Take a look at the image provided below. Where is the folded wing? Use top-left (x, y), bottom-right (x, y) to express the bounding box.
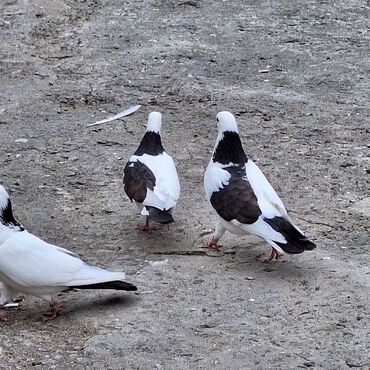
top-left (125, 153), bottom-right (180, 211)
top-left (0, 232), bottom-right (126, 288)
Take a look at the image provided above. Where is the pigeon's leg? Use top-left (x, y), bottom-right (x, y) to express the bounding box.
top-left (263, 247), bottom-right (280, 262)
top-left (0, 284), bottom-right (18, 321)
top-left (136, 217), bottom-right (156, 232)
top-left (199, 221), bottom-right (225, 252)
top-left (199, 238), bottom-right (223, 251)
top-left (43, 302), bottom-right (66, 321)
top-left (0, 307), bottom-right (7, 321)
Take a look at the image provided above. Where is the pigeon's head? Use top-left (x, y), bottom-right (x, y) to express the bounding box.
top-left (216, 111), bottom-right (239, 133)
top-left (146, 112), bottom-right (162, 134)
top-left (0, 185), bottom-right (24, 231)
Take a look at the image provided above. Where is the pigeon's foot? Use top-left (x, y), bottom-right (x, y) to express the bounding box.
top-left (136, 223), bottom-right (157, 232)
top-left (136, 217), bottom-right (157, 232)
top-left (199, 239), bottom-right (223, 252)
top-left (263, 247), bottom-right (280, 262)
top-left (43, 303), bottom-right (66, 321)
top-left (0, 306), bottom-right (7, 321)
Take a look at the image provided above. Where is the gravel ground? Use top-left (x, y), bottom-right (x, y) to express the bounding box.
top-left (0, 0), bottom-right (369, 369)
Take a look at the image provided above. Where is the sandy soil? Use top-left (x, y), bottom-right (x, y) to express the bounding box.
top-left (0, 0), bottom-right (369, 369)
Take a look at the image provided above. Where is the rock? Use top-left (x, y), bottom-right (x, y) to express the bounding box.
top-left (350, 198), bottom-right (370, 217)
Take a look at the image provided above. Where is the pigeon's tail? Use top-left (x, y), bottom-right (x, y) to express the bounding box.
top-left (146, 206), bottom-right (174, 224)
top-left (71, 281), bottom-right (137, 291)
top-left (265, 216), bottom-right (316, 254)
top-left (66, 267), bottom-right (137, 291)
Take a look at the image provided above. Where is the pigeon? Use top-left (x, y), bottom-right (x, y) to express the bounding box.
top-left (123, 112), bottom-right (180, 231)
top-left (203, 111), bottom-right (316, 261)
top-left (0, 185), bottom-right (137, 320)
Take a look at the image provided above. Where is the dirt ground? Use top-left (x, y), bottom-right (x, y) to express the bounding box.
top-left (0, 0), bottom-right (369, 369)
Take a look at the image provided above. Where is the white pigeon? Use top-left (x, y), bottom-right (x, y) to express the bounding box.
top-left (0, 185), bottom-right (137, 320)
top-left (123, 112), bottom-right (180, 231)
top-left (203, 111), bottom-right (316, 261)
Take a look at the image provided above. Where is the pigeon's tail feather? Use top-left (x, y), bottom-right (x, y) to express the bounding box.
top-left (265, 216), bottom-right (316, 254)
top-left (65, 266), bottom-right (137, 290)
top-left (146, 206), bottom-right (174, 224)
top-left (71, 281), bottom-right (137, 291)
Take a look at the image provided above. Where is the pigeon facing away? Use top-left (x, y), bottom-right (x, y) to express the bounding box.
top-left (123, 112), bottom-right (180, 231)
top-left (0, 186), bottom-right (137, 320)
top-left (203, 111), bottom-right (316, 261)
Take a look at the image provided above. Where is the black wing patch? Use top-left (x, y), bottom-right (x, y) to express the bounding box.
top-left (123, 160), bottom-right (156, 203)
top-left (210, 166), bottom-right (261, 224)
top-left (0, 199), bottom-right (24, 231)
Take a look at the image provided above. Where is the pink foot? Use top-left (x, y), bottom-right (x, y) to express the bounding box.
top-left (136, 223), bottom-right (157, 232)
top-left (0, 306), bottom-right (7, 321)
top-left (43, 303), bottom-right (66, 321)
top-left (136, 217), bottom-right (157, 232)
top-left (263, 248), bottom-right (280, 262)
top-left (199, 239), bottom-right (223, 252)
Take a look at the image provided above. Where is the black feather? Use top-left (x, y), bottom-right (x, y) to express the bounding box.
top-left (0, 199), bottom-right (24, 231)
top-left (134, 132), bottom-right (164, 156)
top-left (71, 281), bottom-right (138, 291)
top-left (210, 165), bottom-right (261, 224)
top-left (264, 216), bottom-right (316, 254)
top-left (146, 206), bottom-right (174, 224)
top-left (123, 161), bottom-right (156, 203)
top-left (213, 131), bottom-right (248, 165)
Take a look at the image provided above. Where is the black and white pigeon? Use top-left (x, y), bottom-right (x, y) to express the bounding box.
top-left (123, 112), bottom-right (180, 231)
top-left (203, 111), bottom-right (316, 261)
top-left (0, 185), bottom-right (137, 320)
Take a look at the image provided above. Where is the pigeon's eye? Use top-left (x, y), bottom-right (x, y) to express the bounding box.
top-left (216, 117), bottom-right (219, 122)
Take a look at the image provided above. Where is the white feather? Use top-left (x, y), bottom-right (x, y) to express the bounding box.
top-left (231, 217), bottom-right (286, 243)
top-left (0, 186), bottom-right (9, 210)
top-left (245, 159), bottom-right (288, 218)
top-left (204, 160), bottom-right (231, 200)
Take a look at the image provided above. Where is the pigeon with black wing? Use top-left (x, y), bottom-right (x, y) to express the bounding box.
top-left (123, 112), bottom-right (180, 231)
top-left (203, 111), bottom-right (316, 261)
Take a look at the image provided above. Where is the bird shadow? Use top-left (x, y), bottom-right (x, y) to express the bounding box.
top-left (3, 292), bottom-right (140, 324)
top-left (59, 291), bottom-right (140, 319)
top-left (231, 243), bottom-right (318, 280)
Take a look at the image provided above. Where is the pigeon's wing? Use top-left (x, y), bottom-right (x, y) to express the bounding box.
top-left (0, 232), bottom-right (125, 288)
top-left (123, 160), bottom-right (156, 203)
top-left (228, 159), bottom-right (294, 243)
top-left (53, 245), bottom-right (80, 258)
top-left (129, 153), bottom-right (180, 210)
top-left (207, 165), bottom-right (262, 224)
top-left (245, 159), bottom-right (288, 218)
top-left (205, 162), bottom-right (287, 243)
